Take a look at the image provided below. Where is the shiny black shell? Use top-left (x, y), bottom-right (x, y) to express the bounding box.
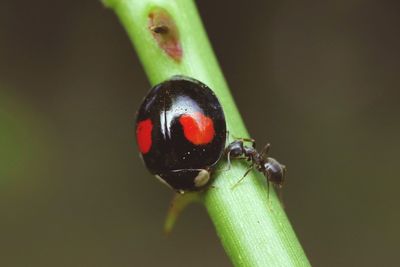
top-left (135, 76), bottom-right (226, 192)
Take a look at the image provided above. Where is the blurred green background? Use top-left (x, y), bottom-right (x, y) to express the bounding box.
top-left (1, 0), bottom-right (399, 266)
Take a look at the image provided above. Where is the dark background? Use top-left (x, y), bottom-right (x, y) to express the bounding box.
top-left (1, 0), bottom-right (399, 266)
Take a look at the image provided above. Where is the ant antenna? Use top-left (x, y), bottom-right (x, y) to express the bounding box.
top-left (260, 143), bottom-right (271, 158)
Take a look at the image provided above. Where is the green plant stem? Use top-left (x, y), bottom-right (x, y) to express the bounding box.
top-left (104, 0), bottom-right (310, 266)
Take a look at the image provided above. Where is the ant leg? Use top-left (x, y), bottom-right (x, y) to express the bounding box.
top-left (215, 152), bottom-right (236, 173)
top-left (240, 137), bottom-right (256, 148)
top-left (231, 164), bottom-right (254, 189)
top-left (226, 130), bottom-right (231, 146)
top-left (215, 151), bottom-right (232, 172)
top-left (278, 188), bottom-right (285, 208)
top-left (260, 143), bottom-right (271, 158)
top-left (241, 138), bottom-right (256, 148)
top-left (220, 130), bottom-right (233, 172)
top-left (226, 151), bottom-right (231, 171)
top-left (215, 154), bottom-right (248, 173)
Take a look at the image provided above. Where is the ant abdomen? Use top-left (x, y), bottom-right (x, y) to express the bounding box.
top-left (263, 158), bottom-right (286, 187)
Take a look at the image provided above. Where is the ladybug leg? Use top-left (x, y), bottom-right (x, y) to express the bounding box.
top-left (231, 163), bottom-right (254, 189)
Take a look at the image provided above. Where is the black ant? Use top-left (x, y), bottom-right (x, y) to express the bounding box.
top-left (225, 138), bottom-right (286, 196)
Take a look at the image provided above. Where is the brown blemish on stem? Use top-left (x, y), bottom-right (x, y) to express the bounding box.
top-left (148, 8), bottom-right (182, 62)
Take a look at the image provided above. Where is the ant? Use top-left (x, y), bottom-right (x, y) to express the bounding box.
top-left (225, 138), bottom-right (286, 196)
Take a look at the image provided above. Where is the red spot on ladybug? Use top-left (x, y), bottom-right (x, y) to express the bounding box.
top-left (136, 119), bottom-right (153, 154)
top-left (179, 112), bottom-right (215, 145)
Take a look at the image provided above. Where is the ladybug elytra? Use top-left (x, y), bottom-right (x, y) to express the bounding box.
top-left (135, 76), bottom-right (227, 193)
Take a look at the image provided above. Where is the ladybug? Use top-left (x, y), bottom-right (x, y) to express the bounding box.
top-left (135, 75), bottom-right (227, 193)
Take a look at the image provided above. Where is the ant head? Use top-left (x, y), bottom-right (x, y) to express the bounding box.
top-left (226, 140), bottom-right (244, 158)
top-left (264, 157), bottom-right (286, 187)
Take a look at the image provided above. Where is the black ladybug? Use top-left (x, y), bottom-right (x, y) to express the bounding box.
top-left (135, 76), bottom-right (226, 193)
